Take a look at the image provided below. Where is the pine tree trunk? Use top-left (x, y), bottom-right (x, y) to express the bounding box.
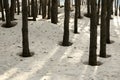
top-left (51, 0), bottom-right (58, 24)
top-left (74, 0), bottom-right (78, 33)
top-left (10, 0), bottom-right (16, 20)
top-left (78, 0), bottom-right (82, 18)
top-left (31, 0), bottom-right (36, 21)
top-left (42, 0), bottom-right (47, 18)
top-left (100, 0), bottom-right (107, 57)
top-left (0, 0), bottom-right (5, 21)
top-left (47, 0), bottom-right (51, 19)
top-left (22, 0), bottom-right (31, 57)
top-left (16, 0), bottom-right (20, 15)
top-left (39, 0), bottom-right (42, 15)
top-left (89, 0), bottom-right (97, 66)
top-left (86, 0), bottom-right (91, 17)
top-left (62, 0), bottom-right (70, 46)
top-left (4, 0), bottom-right (11, 26)
top-left (106, 0), bottom-right (112, 43)
top-left (97, 0), bottom-right (100, 25)
top-left (28, 0), bottom-right (31, 16)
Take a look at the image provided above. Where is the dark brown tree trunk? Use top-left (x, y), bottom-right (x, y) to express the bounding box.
top-left (42, 0), bottom-right (47, 18)
top-left (78, 0), bottom-right (82, 18)
top-left (106, 0), bottom-right (113, 43)
top-left (86, 0), bottom-right (91, 17)
top-left (28, 0), bottom-right (31, 16)
top-left (51, 0), bottom-right (58, 24)
top-left (97, 0), bottom-right (101, 25)
top-left (111, 0), bottom-right (113, 15)
top-left (35, 0), bottom-right (38, 17)
top-left (22, 0), bottom-right (31, 57)
top-left (39, 0), bottom-right (42, 15)
top-left (4, 0), bottom-right (12, 26)
top-left (47, 0), bottom-right (51, 19)
top-left (115, 0), bottom-right (118, 16)
top-left (119, 6), bottom-right (120, 16)
top-left (16, 0), bottom-right (20, 15)
top-left (10, 0), bottom-right (16, 20)
top-left (62, 0), bottom-right (71, 46)
top-left (31, 0), bottom-right (36, 21)
top-left (0, 0), bottom-right (5, 21)
top-left (89, 0), bottom-right (97, 66)
top-left (74, 0), bottom-right (78, 33)
top-left (99, 0), bottom-right (107, 58)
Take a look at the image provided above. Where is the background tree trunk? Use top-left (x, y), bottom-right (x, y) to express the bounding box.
top-left (42, 0), bottom-right (47, 19)
top-left (51, 0), bottom-right (58, 24)
top-left (74, 0), bottom-right (78, 33)
top-left (47, 0), bottom-right (51, 19)
top-left (0, 0), bottom-right (5, 21)
top-left (10, 0), bottom-right (16, 20)
top-left (106, 0), bottom-right (113, 43)
top-left (4, 0), bottom-right (11, 26)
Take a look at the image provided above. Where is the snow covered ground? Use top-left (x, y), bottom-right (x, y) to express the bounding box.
top-left (0, 5), bottom-right (120, 80)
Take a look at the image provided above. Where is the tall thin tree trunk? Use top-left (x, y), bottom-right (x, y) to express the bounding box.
top-left (39, 0), bottom-right (42, 15)
top-left (47, 0), bottom-right (51, 19)
top-left (106, 0), bottom-right (112, 43)
top-left (16, 0), bottom-right (20, 15)
top-left (28, 0), bottom-right (31, 16)
top-left (10, 0), bottom-right (16, 20)
top-left (4, 0), bottom-right (11, 26)
top-left (89, 0), bottom-right (97, 66)
top-left (97, 0), bottom-right (101, 25)
top-left (0, 0), bottom-right (5, 21)
top-left (51, 0), bottom-right (58, 24)
top-left (74, 0), bottom-right (78, 33)
top-left (62, 0), bottom-right (71, 46)
top-left (78, 0), bottom-right (82, 18)
top-left (22, 0), bottom-right (31, 57)
top-left (100, 0), bottom-right (107, 57)
top-left (86, 0), bottom-right (91, 17)
top-left (31, 0), bottom-right (36, 21)
top-left (42, 0), bottom-right (47, 18)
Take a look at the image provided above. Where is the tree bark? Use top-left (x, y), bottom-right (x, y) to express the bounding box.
top-left (89, 0), bottom-right (97, 66)
top-left (74, 0), bottom-right (78, 33)
top-left (22, 0), bottom-right (31, 57)
top-left (78, 0), bottom-right (82, 18)
top-left (106, 0), bottom-right (113, 43)
top-left (51, 0), bottom-right (58, 24)
top-left (47, 0), bottom-right (51, 19)
top-left (62, 0), bottom-right (70, 46)
top-left (4, 0), bottom-right (11, 26)
top-left (42, 0), bottom-right (47, 19)
top-left (16, 0), bottom-right (20, 15)
top-left (100, 0), bottom-right (107, 57)
top-left (10, 0), bottom-right (16, 20)
top-left (0, 0), bottom-right (5, 21)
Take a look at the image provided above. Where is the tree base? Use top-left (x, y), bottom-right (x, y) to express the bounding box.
top-left (19, 52), bottom-right (34, 57)
top-left (59, 42), bottom-right (73, 47)
top-left (78, 16), bottom-right (83, 19)
top-left (83, 61), bottom-right (102, 66)
top-left (74, 31), bottom-right (80, 34)
top-left (1, 22), bottom-right (17, 28)
top-left (99, 54), bottom-right (111, 58)
top-left (106, 40), bottom-right (114, 44)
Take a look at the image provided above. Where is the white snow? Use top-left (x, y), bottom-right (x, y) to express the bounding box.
top-left (0, 5), bottom-right (120, 80)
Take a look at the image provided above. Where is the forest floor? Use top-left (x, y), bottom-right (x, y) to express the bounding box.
top-left (0, 5), bottom-right (120, 80)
